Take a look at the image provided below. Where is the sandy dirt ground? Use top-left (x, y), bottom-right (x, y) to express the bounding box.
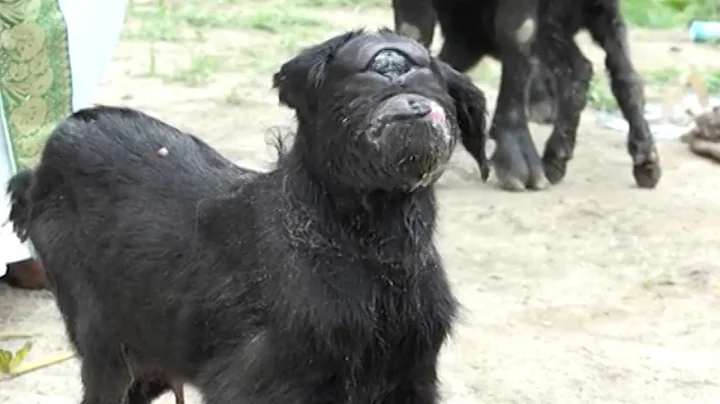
top-left (2, 5), bottom-right (720, 404)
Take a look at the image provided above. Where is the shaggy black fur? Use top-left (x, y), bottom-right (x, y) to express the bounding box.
top-left (7, 29), bottom-right (490, 404)
top-left (393, 0), bottom-right (662, 191)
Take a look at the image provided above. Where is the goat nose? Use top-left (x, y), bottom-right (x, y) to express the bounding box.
top-left (407, 97), bottom-right (446, 124)
top-left (407, 98), bottom-right (432, 116)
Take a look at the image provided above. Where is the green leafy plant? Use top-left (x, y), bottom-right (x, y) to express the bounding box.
top-left (0, 341), bottom-right (32, 375)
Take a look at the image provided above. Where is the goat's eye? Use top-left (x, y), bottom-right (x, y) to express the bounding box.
top-left (369, 50), bottom-right (412, 76)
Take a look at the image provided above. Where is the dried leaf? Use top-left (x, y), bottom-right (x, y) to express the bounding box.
top-left (10, 350), bottom-right (76, 376)
top-left (0, 333), bottom-right (34, 340)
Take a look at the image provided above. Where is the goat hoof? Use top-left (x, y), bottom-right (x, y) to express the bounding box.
top-left (541, 155), bottom-right (568, 185)
top-left (632, 144), bottom-right (661, 189)
top-left (491, 131), bottom-right (549, 191)
top-left (633, 161), bottom-right (661, 189)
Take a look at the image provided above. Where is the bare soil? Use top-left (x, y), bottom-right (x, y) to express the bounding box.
top-left (2, 6), bottom-right (720, 404)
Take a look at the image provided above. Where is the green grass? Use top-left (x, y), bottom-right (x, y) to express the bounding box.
top-left (122, 0), bottom-right (358, 90)
top-left (704, 70), bottom-right (720, 93)
top-left (295, 0), bottom-right (384, 8)
top-left (225, 85), bottom-right (266, 106)
top-left (124, 2), bottom-right (332, 41)
top-left (623, 0), bottom-right (720, 28)
top-left (589, 0), bottom-right (720, 108)
top-left (122, 0), bottom-right (720, 110)
top-left (163, 54), bottom-right (225, 86)
top-left (587, 67), bottom-right (720, 110)
top-left (242, 10), bottom-right (328, 33)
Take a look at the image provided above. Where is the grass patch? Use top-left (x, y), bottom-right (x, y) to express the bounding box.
top-left (124, 1), bottom-right (332, 42)
top-left (588, 67), bottom-right (720, 110)
top-left (703, 69), bottom-right (720, 93)
top-left (123, 0), bottom-right (339, 87)
top-left (225, 85), bottom-right (259, 105)
top-left (164, 54), bottom-right (226, 86)
top-left (588, 76), bottom-right (617, 111)
top-left (124, 5), bottom-right (190, 42)
top-left (639, 269), bottom-right (676, 290)
top-left (296, 0), bottom-right (385, 8)
top-left (623, 0), bottom-right (720, 28)
top-left (622, 0), bottom-right (687, 28)
top-left (242, 9), bottom-right (329, 33)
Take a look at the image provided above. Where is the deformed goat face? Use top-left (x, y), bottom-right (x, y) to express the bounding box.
top-left (273, 28), bottom-right (486, 192)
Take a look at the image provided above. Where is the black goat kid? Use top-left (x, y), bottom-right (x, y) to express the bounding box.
top-left (7, 29), bottom-right (489, 404)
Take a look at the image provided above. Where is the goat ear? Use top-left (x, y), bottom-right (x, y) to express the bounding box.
top-left (272, 47), bottom-right (326, 113)
top-left (272, 31), bottom-right (359, 113)
top-left (436, 59), bottom-right (490, 181)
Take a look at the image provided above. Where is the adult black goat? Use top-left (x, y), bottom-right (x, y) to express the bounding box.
top-left (7, 28), bottom-right (489, 404)
top-left (393, 0), bottom-right (661, 191)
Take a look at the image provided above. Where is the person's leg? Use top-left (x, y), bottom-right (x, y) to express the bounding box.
top-left (0, 132), bottom-right (47, 288)
top-left (0, 138), bottom-right (39, 287)
top-left (58, 0), bottom-right (128, 111)
top-left (0, 0), bottom-right (127, 289)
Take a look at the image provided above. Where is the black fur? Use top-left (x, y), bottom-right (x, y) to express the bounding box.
top-left (393, 0), bottom-right (661, 191)
top-left (7, 29), bottom-right (490, 404)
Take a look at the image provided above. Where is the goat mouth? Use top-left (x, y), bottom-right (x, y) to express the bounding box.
top-left (373, 93), bottom-right (445, 123)
top-left (363, 121), bottom-right (452, 154)
top-left (368, 108), bottom-right (447, 132)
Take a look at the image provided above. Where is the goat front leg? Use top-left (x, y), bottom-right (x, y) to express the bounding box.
top-left (587, 8), bottom-right (661, 188)
top-left (392, 0), bottom-right (436, 48)
top-left (540, 36), bottom-right (593, 184)
top-left (490, 52), bottom-right (549, 191)
top-left (380, 353), bottom-right (442, 404)
top-left (78, 351), bottom-right (133, 404)
top-left (489, 0), bottom-right (549, 191)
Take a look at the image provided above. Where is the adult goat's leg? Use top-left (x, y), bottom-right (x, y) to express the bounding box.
top-left (490, 53), bottom-right (549, 191)
top-left (540, 36), bottom-right (593, 184)
top-left (586, 4), bottom-right (661, 188)
top-left (490, 0), bottom-right (549, 191)
top-left (392, 0), bottom-right (436, 48)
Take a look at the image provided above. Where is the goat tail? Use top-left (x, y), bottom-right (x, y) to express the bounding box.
top-left (6, 169), bottom-right (35, 242)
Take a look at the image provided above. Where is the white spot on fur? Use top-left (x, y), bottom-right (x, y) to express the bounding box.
top-left (399, 22), bottom-right (422, 40)
top-left (516, 18), bottom-right (535, 44)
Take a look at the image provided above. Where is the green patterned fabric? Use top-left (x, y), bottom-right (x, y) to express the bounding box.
top-left (0, 0), bottom-right (72, 171)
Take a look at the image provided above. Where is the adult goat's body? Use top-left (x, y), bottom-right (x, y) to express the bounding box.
top-left (8, 29), bottom-right (490, 404)
top-left (393, 0), bottom-right (661, 191)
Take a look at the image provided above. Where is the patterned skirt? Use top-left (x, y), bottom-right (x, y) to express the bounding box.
top-left (0, 0), bottom-right (126, 272)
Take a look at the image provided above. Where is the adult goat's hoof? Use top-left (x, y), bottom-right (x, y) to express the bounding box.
top-left (633, 160), bottom-right (661, 189)
top-left (632, 143), bottom-right (661, 189)
top-left (491, 129), bottom-right (549, 191)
